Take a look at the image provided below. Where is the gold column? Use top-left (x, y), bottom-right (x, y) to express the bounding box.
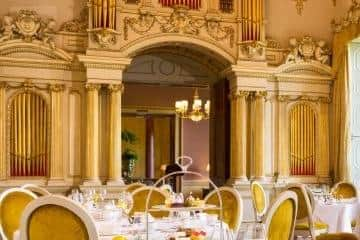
top-left (278, 97), bottom-right (289, 178)
top-left (0, 82), bottom-right (6, 180)
top-left (254, 91), bottom-right (266, 179)
top-left (318, 99), bottom-right (330, 179)
top-left (229, 90), bottom-right (249, 183)
top-left (84, 83), bottom-right (102, 185)
top-left (107, 84), bottom-right (125, 185)
top-left (48, 84), bottom-right (65, 184)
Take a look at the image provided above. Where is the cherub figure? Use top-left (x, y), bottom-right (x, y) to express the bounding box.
top-left (286, 37), bottom-right (300, 63)
top-left (314, 40), bottom-right (329, 64)
top-left (0, 16), bottom-right (14, 42)
top-left (40, 19), bottom-right (56, 49)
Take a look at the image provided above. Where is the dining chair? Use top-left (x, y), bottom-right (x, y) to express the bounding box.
top-left (21, 184), bottom-right (50, 197)
top-left (287, 183), bottom-right (328, 239)
top-left (316, 233), bottom-right (359, 240)
top-left (130, 186), bottom-right (169, 218)
top-left (125, 182), bottom-right (146, 193)
top-left (0, 188), bottom-right (37, 240)
top-left (331, 182), bottom-right (358, 199)
top-left (204, 186), bottom-right (243, 233)
top-left (264, 191), bottom-right (298, 240)
top-left (250, 181), bottom-right (268, 222)
top-left (19, 195), bottom-right (99, 240)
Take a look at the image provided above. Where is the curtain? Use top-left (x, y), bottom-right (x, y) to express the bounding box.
top-left (332, 23), bottom-right (360, 181)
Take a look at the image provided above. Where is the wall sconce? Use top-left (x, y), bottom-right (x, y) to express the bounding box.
top-left (206, 164), bottom-right (210, 172)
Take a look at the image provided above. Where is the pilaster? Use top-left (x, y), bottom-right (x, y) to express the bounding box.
top-left (0, 82), bottom-right (7, 180)
top-left (254, 91), bottom-right (266, 179)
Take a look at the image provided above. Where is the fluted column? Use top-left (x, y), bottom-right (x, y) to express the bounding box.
top-left (254, 91), bottom-right (266, 179)
top-left (107, 84), bottom-right (125, 186)
top-left (318, 98), bottom-right (330, 180)
top-left (278, 96), bottom-right (290, 178)
top-left (229, 90), bottom-right (249, 184)
top-left (48, 84), bottom-right (65, 185)
top-left (0, 82), bottom-right (6, 180)
top-left (84, 83), bottom-right (101, 185)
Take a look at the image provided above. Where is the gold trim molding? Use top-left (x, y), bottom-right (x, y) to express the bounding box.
top-left (278, 95), bottom-right (331, 103)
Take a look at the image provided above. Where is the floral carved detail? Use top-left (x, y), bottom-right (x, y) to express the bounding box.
top-left (293, 0), bottom-right (307, 15)
top-left (124, 9), bottom-right (156, 40)
top-left (89, 28), bottom-right (119, 48)
top-left (285, 36), bottom-right (330, 65)
top-left (60, 8), bottom-right (88, 33)
top-left (123, 6), bottom-right (235, 47)
top-left (331, 0), bottom-right (360, 32)
top-left (239, 41), bottom-right (267, 61)
top-left (0, 10), bottom-right (57, 48)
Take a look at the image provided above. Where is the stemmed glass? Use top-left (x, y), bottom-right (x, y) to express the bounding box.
top-left (118, 191), bottom-right (133, 217)
top-left (244, 222), bottom-right (266, 240)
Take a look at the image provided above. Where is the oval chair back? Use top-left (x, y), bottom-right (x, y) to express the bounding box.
top-left (287, 183), bottom-right (316, 238)
top-left (21, 184), bottom-right (50, 197)
top-left (250, 181), bottom-right (267, 221)
top-left (19, 195), bottom-right (99, 240)
top-left (264, 191), bottom-right (298, 240)
top-left (204, 186), bottom-right (243, 233)
top-left (331, 182), bottom-right (358, 199)
top-left (130, 186), bottom-right (168, 218)
top-left (0, 188), bottom-right (37, 240)
top-left (125, 182), bottom-right (146, 193)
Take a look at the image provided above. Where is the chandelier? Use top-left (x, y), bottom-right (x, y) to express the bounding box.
top-left (175, 88), bottom-right (210, 122)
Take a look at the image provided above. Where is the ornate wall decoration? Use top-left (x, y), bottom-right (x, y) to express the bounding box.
top-left (123, 6), bottom-right (235, 47)
top-left (331, 0), bottom-right (360, 32)
top-left (285, 36), bottom-right (331, 65)
top-left (0, 10), bottom-right (57, 49)
top-left (89, 28), bottom-right (119, 48)
top-left (60, 8), bottom-right (88, 33)
top-left (238, 41), bottom-right (266, 61)
top-left (293, 0), bottom-right (307, 15)
top-left (277, 95), bottom-right (332, 103)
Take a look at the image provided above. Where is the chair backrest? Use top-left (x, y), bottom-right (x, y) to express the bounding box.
top-left (125, 182), bottom-right (146, 193)
top-left (287, 183), bottom-right (316, 238)
top-left (0, 188), bottom-right (37, 240)
top-left (130, 186), bottom-right (168, 218)
top-left (21, 184), bottom-right (51, 197)
top-left (204, 186), bottom-right (243, 232)
top-left (250, 181), bottom-right (267, 219)
top-left (331, 182), bottom-right (358, 199)
top-left (264, 191), bottom-right (298, 240)
top-left (19, 195), bottom-right (99, 240)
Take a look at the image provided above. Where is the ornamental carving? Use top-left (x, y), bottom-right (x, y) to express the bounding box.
top-left (123, 6), bottom-right (235, 47)
top-left (285, 36), bottom-right (330, 65)
top-left (331, 0), bottom-right (360, 32)
top-left (292, 0), bottom-right (307, 15)
top-left (277, 95), bottom-right (331, 103)
top-left (239, 41), bottom-right (266, 61)
top-left (89, 28), bottom-right (119, 48)
top-left (0, 10), bottom-right (56, 49)
top-left (60, 8), bottom-right (88, 33)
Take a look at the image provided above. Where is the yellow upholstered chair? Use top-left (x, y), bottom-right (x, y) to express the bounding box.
top-left (19, 195), bottom-right (99, 240)
top-left (287, 183), bottom-right (328, 239)
top-left (264, 191), bottom-right (298, 240)
top-left (0, 188), bottom-right (37, 240)
top-left (130, 186), bottom-right (169, 218)
top-left (204, 186), bottom-right (243, 232)
top-left (331, 182), bottom-right (358, 199)
top-left (125, 182), bottom-right (146, 193)
top-left (316, 233), bottom-right (359, 240)
top-left (250, 181), bottom-right (268, 221)
top-left (21, 184), bottom-right (50, 197)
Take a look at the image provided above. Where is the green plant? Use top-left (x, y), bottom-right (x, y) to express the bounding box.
top-left (121, 129), bottom-right (138, 179)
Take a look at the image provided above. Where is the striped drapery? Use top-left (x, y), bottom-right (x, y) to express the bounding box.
top-left (158, 0), bottom-right (201, 10)
top-left (290, 104), bottom-right (316, 176)
top-left (93, 0), bottom-right (116, 29)
top-left (10, 92), bottom-right (48, 177)
top-left (240, 0), bottom-right (264, 41)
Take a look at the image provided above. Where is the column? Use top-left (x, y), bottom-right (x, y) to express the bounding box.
top-left (254, 91), bottom-right (266, 179)
top-left (318, 99), bottom-right (330, 180)
top-left (84, 83), bottom-right (101, 186)
top-left (277, 97), bottom-right (290, 179)
top-left (48, 84), bottom-right (66, 185)
top-left (107, 84), bottom-right (125, 185)
top-left (229, 90), bottom-right (249, 184)
top-left (0, 82), bottom-right (6, 180)
top-left (146, 116), bottom-right (155, 179)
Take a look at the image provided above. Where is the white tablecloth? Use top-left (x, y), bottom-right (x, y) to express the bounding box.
top-left (313, 199), bottom-right (360, 233)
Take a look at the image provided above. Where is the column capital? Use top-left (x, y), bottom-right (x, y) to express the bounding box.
top-left (108, 83), bottom-right (124, 93)
top-left (229, 89), bottom-right (250, 100)
top-left (254, 91), bottom-right (267, 99)
top-left (0, 82), bottom-right (7, 89)
top-left (48, 84), bottom-right (65, 92)
top-left (85, 83), bottom-right (102, 91)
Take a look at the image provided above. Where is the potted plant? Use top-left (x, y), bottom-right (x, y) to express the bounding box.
top-left (121, 130), bottom-right (138, 180)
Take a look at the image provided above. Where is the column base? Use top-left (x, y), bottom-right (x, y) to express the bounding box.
top-left (82, 179), bottom-right (102, 186)
top-left (47, 179), bottom-right (67, 186)
top-left (106, 179), bottom-right (125, 186)
top-left (227, 177), bottom-right (249, 186)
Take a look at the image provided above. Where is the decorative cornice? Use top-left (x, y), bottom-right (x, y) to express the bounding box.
top-left (278, 95), bottom-right (332, 103)
top-left (78, 55), bottom-right (132, 70)
top-left (48, 84), bottom-right (65, 92)
top-left (108, 84), bottom-right (124, 93)
top-left (228, 90), bottom-right (250, 100)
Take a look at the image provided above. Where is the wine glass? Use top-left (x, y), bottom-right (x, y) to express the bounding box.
top-left (118, 191), bottom-right (133, 216)
top-left (245, 222), bottom-right (266, 240)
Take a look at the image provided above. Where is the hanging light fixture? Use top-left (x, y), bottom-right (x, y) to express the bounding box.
top-left (175, 88), bottom-right (210, 122)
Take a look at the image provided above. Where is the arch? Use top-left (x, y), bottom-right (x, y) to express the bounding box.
top-left (275, 61), bottom-right (333, 77)
top-left (120, 34), bottom-right (236, 65)
top-left (0, 40), bottom-right (72, 62)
